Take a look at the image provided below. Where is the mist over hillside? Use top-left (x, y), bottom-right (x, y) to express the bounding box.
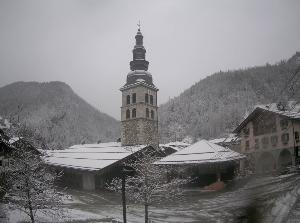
top-left (159, 52), bottom-right (300, 143)
top-left (0, 81), bottom-right (120, 149)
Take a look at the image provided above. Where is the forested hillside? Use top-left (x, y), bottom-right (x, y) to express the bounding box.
top-left (0, 81), bottom-right (120, 149)
top-left (159, 53), bottom-right (300, 143)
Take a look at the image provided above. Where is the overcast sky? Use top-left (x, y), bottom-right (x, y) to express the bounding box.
top-left (0, 0), bottom-right (300, 119)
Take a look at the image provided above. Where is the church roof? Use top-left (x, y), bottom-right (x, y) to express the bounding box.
top-left (44, 142), bottom-right (145, 172)
top-left (155, 140), bottom-right (244, 165)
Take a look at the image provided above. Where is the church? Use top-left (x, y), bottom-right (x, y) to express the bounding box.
top-left (45, 27), bottom-right (161, 190)
top-left (45, 26), bottom-right (243, 190)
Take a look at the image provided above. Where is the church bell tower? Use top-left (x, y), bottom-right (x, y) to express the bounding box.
top-left (120, 26), bottom-right (159, 147)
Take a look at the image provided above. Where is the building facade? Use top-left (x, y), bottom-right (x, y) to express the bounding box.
top-left (234, 102), bottom-right (300, 172)
top-left (120, 28), bottom-right (159, 147)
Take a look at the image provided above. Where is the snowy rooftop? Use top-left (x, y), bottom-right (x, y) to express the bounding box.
top-left (234, 101), bottom-right (300, 133)
top-left (155, 140), bottom-right (244, 165)
top-left (209, 134), bottom-right (240, 144)
top-left (160, 141), bottom-right (190, 151)
top-left (45, 142), bottom-right (145, 172)
top-left (255, 102), bottom-right (300, 119)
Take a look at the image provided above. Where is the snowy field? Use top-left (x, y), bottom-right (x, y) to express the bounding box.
top-left (2, 172), bottom-right (300, 223)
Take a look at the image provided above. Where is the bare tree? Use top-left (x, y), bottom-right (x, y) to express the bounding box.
top-left (108, 149), bottom-right (188, 223)
top-left (2, 124), bottom-right (63, 223)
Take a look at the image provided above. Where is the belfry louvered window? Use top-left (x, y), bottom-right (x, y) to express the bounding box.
top-left (126, 109), bottom-right (130, 119)
top-left (132, 108), bottom-right (136, 118)
top-left (126, 95), bottom-right (130, 105)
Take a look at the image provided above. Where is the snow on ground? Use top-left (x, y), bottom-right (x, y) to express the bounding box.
top-left (2, 172), bottom-right (300, 222)
top-left (3, 207), bottom-right (109, 223)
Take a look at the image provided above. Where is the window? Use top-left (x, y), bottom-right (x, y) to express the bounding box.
top-left (126, 109), bottom-right (130, 119)
top-left (151, 110), bottom-right (154, 119)
top-left (281, 133), bottom-right (289, 145)
top-left (145, 93), bottom-right (149, 103)
top-left (245, 140), bottom-right (250, 151)
top-left (126, 95), bottom-right (130, 105)
top-left (132, 108), bottom-right (136, 118)
top-left (280, 119), bottom-right (289, 130)
top-left (0, 159), bottom-right (2, 166)
top-left (146, 108), bottom-right (149, 118)
top-left (255, 138), bottom-right (259, 150)
top-left (296, 146), bottom-right (300, 157)
top-left (243, 128), bottom-right (250, 138)
top-left (262, 137), bottom-right (269, 149)
top-left (271, 135), bottom-right (278, 146)
top-left (132, 93), bottom-right (136, 104)
top-left (150, 95), bottom-right (153, 105)
top-left (295, 131), bottom-right (299, 143)
top-left (253, 113), bottom-right (276, 136)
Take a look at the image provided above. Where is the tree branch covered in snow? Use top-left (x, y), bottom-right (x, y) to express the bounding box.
top-left (108, 149), bottom-right (188, 222)
top-left (1, 124), bottom-right (64, 223)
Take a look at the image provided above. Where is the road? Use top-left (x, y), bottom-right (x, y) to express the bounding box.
top-left (65, 172), bottom-right (300, 223)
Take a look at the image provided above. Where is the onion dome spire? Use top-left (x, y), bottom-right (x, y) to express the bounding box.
top-left (130, 22), bottom-right (149, 71)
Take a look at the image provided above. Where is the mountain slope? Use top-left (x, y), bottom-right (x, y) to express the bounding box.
top-left (0, 81), bottom-right (120, 149)
top-left (159, 52), bottom-right (300, 143)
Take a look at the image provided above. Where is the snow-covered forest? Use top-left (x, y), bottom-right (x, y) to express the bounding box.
top-left (159, 53), bottom-right (300, 143)
top-left (0, 81), bottom-right (120, 149)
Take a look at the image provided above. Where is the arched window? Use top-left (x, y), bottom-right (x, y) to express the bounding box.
top-left (150, 95), bottom-right (153, 105)
top-left (145, 93), bottom-right (149, 103)
top-left (132, 93), bottom-right (136, 103)
top-left (146, 108), bottom-right (149, 118)
top-left (151, 110), bottom-right (154, 119)
top-left (126, 109), bottom-right (130, 119)
top-left (126, 95), bottom-right (130, 105)
top-left (132, 108), bottom-right (136, 118)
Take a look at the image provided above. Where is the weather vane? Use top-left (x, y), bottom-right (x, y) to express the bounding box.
top-left (137, 20), bottom-right (141, 31)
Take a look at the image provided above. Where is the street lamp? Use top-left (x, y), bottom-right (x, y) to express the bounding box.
top-left (122, 166), bottom-right (134, 223)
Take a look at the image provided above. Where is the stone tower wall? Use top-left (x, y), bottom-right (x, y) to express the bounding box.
top-left (121, 85), bottom-right (158, 146)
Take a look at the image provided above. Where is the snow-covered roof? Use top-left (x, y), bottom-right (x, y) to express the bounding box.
top-left (209, 134), bottom-right (240, 144)
top-left (159, 141), bottom-right (190, 151)
top-left (45, 142), bottom-right (145, 172)
top-left (155, 140), bottom-right (245, 165)
top-left (234, 101), bottom-right (300, 133)
top-left (256, 102), bottom-right (300, 119)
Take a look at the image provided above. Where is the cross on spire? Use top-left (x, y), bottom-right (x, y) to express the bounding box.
top-left (137, 20), bottom-right (141, 31)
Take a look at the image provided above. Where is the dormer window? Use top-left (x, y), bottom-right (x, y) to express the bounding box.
top-left (132, 93), bottom-right (136, 103)
top-left (126, 95), bottom-right (130, 105)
